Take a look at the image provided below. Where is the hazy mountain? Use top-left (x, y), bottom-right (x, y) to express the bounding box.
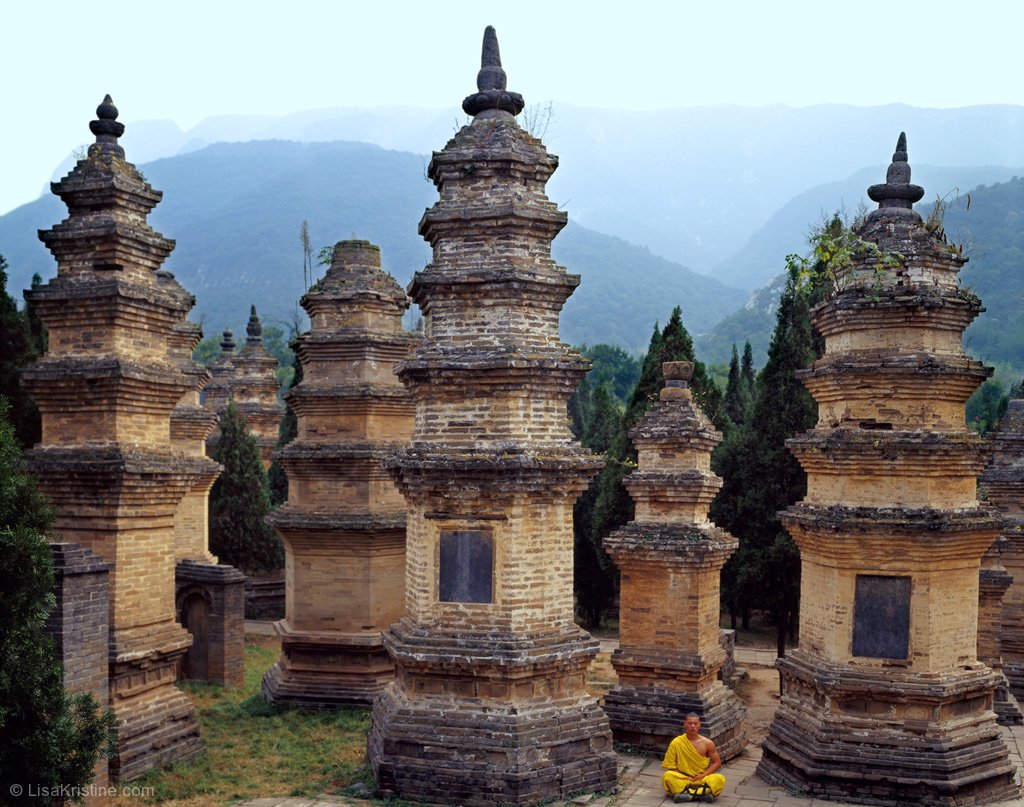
top-left (696, 175), bottom-right (1024, 380)
top-left (37, 104), bottom-right (1024, 285)
top-left (1, 139), bottom-right (745, 354)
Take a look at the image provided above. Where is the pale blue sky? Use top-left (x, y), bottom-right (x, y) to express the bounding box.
top-left (2, 0), bottom-right (1022, 215)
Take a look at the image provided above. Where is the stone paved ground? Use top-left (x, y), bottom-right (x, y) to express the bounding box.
top-left (238, 640), bottom-right (1024, 807)
top-left (241, 721), bottom-right (1024, 807)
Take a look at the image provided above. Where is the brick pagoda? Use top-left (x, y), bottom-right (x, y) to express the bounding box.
top-left (23, 96), bottom-right (204, 780)
top-left (262, 239), bottom-right (416, 707)
top-left (168, 318), bottom-right (246, 688)
top-left (757, 134), bottom-right (1018, 804)
top-left (604, 361), bottom-right (747, 758)
top-left (368, 27), bottom-right (617, 804)
top-left (980, 399), bottom-right (1024, 704)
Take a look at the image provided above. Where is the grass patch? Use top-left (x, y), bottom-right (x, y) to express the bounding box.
top-left (113, 636), bottom-right (373, 806)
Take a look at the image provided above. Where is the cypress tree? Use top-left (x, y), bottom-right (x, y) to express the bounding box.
top-left (723, 344), bottom-right (753, 428)
top-left (712, 264), bottom-right (821, 653)
top-left (0, 397), bottom-right (115, 798)
top-left (209, 400), bottom-right (284, 573)
top-left (741, 341), bottom-right (756, 399)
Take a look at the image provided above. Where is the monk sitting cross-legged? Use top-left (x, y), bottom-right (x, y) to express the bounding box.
top-left (661, 713), bottom-right (726, 803)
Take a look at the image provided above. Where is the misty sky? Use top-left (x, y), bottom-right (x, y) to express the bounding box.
top-left (2, 0), bottom-right (1022, 216)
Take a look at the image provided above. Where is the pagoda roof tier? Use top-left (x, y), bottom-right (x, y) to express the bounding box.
top-left (26, 274), bottom-right (195, 327)
top-left (610, 648), bottom-right (727, 680)
top-left (276, 440), bottom-right (406, 464)
top-left (810, 288), bottom-right (983, 343)
top-left (426, 119), bottom-right (557, 185)
top-left (782, 503), bottom-right (1002, 563)
top-left (384, 619), bottom-right (597, 671)
top-left (28, 445), bottom-right (211, 493)
top-left (408, 263), bottom-right (578, 310)
top-left (624, 472), bottom-right (722, 501)
top-left (268, 509), bottom-right (406, 533)
top-left (397, 350), bottom-right (587, 387)
top-left (604, 522), bottom-right (736, 562)
top-left (779, 647), bottom-right (1000, 701)
top-left (170, 404), bottom-right (219, 439)
top-left (40, 217), bottom-right (175, 279)
top-left (294, 331), bottom-right (418, 362)
top-left (301, 239), bottom-right (409, 316)
top-left (790, 428), bottom-right (989, 471)
top-left (23, 356), bottom-right (189, 406)
top-left (286, 383), bottom-right (411, 404)
top-left (419, 200), bottom-right (567, 245)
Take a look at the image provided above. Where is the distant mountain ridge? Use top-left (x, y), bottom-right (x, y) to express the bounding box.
top-left (0, 139), bottom-right (745, 355)
top-left (36, 103), bottom-right (1024, 285)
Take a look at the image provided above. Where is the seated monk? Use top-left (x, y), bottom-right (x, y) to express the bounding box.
top-left (661, 713), bottom-right (726, 802)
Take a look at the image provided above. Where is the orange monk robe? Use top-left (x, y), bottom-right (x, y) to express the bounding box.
top-left (661, 734), bottom-right (726, 798)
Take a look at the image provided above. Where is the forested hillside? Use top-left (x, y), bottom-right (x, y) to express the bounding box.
top-left (0, 140), bottom-right (744, 353)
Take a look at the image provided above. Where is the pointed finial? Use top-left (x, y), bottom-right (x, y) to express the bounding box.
top-left (462, 26), bottom-right (525, 119)
top-left (89, 94), bottom-right (125, 141)
top-left (220, 328), bottom-right (235, 353)
top-left (866, 132), bottom-right (924, 219)
top-left (246, 305), bottom-right (263, 342)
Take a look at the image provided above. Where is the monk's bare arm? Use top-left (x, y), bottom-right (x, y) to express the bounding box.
top-left (691, 739), bottom-right (722, 781)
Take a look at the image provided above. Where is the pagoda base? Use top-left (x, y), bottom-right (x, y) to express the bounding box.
top-left (108, 624), bottom-right (202, 782)
top-left (369, 684), bottom-right (616, 805)
top-left (757, 650), bottom-right (1019, 806)
top-left (262, 625), bottom-right (394, 708)
top-left (604, 680), bottom-right (747, 759)
top-left (993, 672), bottom-right (1023, 726)
top-left (368, 624), bottom-right (617, 804)
top-left (1003, 661), bottom-right (1024, 702)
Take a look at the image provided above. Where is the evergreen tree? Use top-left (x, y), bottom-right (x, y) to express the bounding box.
top-left (209, 401), bottom-right (284, 573)
top-left (0, 256), bottom-right (41, 448)
top-left (723, 344), bottom-right (753, 428)
top-left (741, 341), bottom-right (756, 398)
top-left (0, 398), bottom-right (115, 799)
top-left (712, 265), bottom-right (821, 654)
top-left (567, 373), bottom-right (591, 441)
top-left (268, 357), bottom-right (301, 507)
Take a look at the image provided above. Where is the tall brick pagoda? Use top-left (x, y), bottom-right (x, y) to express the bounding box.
top-left (368, 27), bottom-right (617, 804)
top-left (262, 239), bottom-right (416, 707)
top-left (22, 96), bottom-right (204, 780)
top-left (604, 361), bottom-right (746, 758)
top-left (167, 318), bottom-right (246, 688)
top-left (980, 399), bottom-right (1024, 701)
top-left (757, 134), bottom-right (1018, 804)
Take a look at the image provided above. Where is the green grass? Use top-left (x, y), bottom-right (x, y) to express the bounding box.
top-left (114, 637), bottom-right (374, 806)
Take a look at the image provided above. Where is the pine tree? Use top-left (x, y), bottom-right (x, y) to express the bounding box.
top-left (723, 344), bottom-right (753, 428)
top-left (741, 341), bottom-right (756, 399)
top-left (0, 397), bottom-right (115, 797)
top-left (209, 400), bottom-right (284, 573)
top-left (0, 256), bottom-right (41, 448)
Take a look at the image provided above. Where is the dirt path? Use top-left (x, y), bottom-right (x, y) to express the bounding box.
top-left (733, 665), bottom-right (780, 743)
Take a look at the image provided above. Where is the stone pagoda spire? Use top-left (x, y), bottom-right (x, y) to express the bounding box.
top-left (368, 28), bottom-right (616, 804)
top-left (981, 400), bottom-right (1024, 705)
top-left (757, 134), bottom-right (1018, 803)
top-left (604, 361), bottom-right (747, 758)
top-left (225, 306), bottom-right (282, 468)
top-left (22, 96), bottom-right (205, 780)
top-left (262, 239), bottom-right (416, 707)
top-left (202, 328), bottom-right (236, 417)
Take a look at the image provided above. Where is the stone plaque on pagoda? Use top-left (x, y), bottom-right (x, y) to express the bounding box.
top-left (757, 134), bottom-right (1018, 804)
top-left (367, 27), bottom-right (616, 804)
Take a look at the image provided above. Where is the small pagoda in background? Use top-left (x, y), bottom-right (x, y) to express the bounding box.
top-left (981, 398), bottom-right (1024, 712)
top-left (604, 361), bottom-right (746, 758)
top-left (758, 134), bottom-right (1018, 804)
top-left (263, 239), bottom-right (416, 707)
top-left (23, 96), bottom-right (205, 780)
top-left (368, 27), bottom-right (617, 804)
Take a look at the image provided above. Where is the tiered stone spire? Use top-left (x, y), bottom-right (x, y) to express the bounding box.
top-left (604, 361), bottom-right (747, 758)
top-left (23, 96), bottom-right (205, 780)
top-left (368, 27), bottom-right (616, 803)
top-left (980, 399), bottom-right (1024, 712)
top-left (204, 307), bottom-right (282, 468)
top-left (757, 134), bottom-right (1018, 803)
top-left (262, 240), bottom-right (416, 707)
